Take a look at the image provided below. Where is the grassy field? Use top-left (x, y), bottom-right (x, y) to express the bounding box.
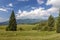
top-left (0, 24), bottom-right (60, 40)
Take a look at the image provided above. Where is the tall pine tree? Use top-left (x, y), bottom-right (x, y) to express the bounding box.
top-left (6, 10), bottom-right (17, 31)
top-left (56, 10), bottom-right (60, 33)
top-left (48, 15), bottom-right (55, 31)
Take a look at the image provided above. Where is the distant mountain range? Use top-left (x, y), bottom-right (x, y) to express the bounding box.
top-left (0, 19), bottom-right (47, 25)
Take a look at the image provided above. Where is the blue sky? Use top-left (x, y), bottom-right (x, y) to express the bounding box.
top-left (0, 0), bottom-right (59, 22)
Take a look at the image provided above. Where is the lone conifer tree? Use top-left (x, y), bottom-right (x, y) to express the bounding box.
top-left (6, 10), bottom-right (17, 31)
top-left (56, 10), bottom-right (60, 33)
top-left (48, 15), bottom-right (55, 31)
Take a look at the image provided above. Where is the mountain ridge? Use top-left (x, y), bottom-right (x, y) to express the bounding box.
top-left (0, 19), bottom-right (46, 25)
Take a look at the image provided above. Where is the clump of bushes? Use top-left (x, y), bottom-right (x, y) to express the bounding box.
top-left (19, 27), bottom-right (24, 31)
top-left (32, 23), bottom-right (55, 31)
top-left (41, 26), bottom-right (48, 31)
top-left (32, 26), bottom-right (38, 30)
top-left (32, 24), bottom-right (43, 31)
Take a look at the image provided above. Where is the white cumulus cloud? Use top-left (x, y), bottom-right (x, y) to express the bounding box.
top-left (0, 8), bottom-right (7, 12)
top-left (8, 3), bottom-right (13, 7)
top-left (31, 7), bottom-right (37, 9)
top-left (46, 0), bottom-right (60, 8)
top-left (37, 0), bottom-right (44, 4)
top-left (16, 7), bottom-right (58, 19)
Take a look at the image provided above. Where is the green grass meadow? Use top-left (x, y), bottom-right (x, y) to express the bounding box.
top-left (0, 24), bottom-right (60, 40)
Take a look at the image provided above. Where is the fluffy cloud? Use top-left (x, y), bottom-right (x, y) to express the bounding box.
top-left (8, 3), bottom-right (13, 7)
top-left (0, 8), bottom-right (7, 12)
top-left (46, 0), bottom-right (60, 8)
top-left (31, 7), bottom-right (37, 9)
top-left (16, 7), bottom-right (58, 19)
top-left (18, 10), bottom-right (22, 13)
top-left (37, 0), bottom-right (44, 4)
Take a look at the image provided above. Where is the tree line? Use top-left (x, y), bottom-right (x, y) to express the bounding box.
top-left (6, 10), bottom-right (60, 33)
